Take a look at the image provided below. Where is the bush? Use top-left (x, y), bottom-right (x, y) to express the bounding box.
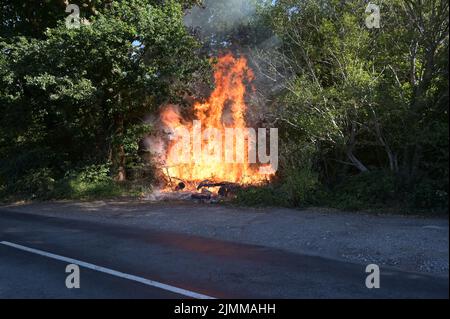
top-left (235, 167), bottom-right (321, 207)
top-left (328, 170), bottom-right (397, 210)
top-left (71, 164), bottom-right (112, 184)
top-left (236, 169), bottom-right (448, 212)
top-left (53, 163), bottom-right (122, 199)
top-left (235, 185), bottom-right (289, 207)
top-left (409, 178), bottom-right (448, 211)
top-left (0, 161), bottom-right (155, 202)
top-left (14, 168), bottom-right (56, 199)
top-left (278, 167), bottom-right (321, 206)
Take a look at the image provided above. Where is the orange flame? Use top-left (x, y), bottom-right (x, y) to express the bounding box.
top-left (160, 53), bottom-right (271, 187)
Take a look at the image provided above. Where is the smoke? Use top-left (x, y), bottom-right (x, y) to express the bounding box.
top-left (142, 105), bottom-right (182, 165)
top-left (184, 0), bottom-right (258, 41)
top-left (183, 1), bottom-right (284, 124)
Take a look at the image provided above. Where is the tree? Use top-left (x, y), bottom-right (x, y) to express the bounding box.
top-left (0, 0), bottom-right (209, 185)
top-left (253, 0), bottom-right (448, 188)
top-left (0, 1), bottom-right (204, 38)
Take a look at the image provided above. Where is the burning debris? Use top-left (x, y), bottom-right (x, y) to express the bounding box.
top-left (145, 52), bottom-right (276, 202)
top-left (192, 180), bottom-right (240, 202)
top-left (151, 176), bottom-right (241, 203)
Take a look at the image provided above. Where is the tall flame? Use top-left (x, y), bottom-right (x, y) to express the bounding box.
top-left (160, 53), bottom-right (271, 186)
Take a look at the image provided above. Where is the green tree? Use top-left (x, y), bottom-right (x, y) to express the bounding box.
top-left (0, 0), bottom-right (209, 191)
top-left (248, 0), bottom-right (448, 209)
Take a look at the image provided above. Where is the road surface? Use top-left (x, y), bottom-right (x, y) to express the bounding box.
top-left (0, 209), bottom-right (448, 298)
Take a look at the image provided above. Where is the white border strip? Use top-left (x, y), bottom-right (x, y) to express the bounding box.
top-left (0, 241), bottom-right (215, 299)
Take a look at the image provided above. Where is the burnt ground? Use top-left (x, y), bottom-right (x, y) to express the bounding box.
top-left (1, 199), bottom-right (448, 277)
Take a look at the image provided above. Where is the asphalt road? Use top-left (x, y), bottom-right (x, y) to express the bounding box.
top-left (0, 209), bottom-right (448, 299)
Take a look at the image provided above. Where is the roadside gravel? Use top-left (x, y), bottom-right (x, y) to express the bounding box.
top-left (1, 200), bottom-right (448, 276)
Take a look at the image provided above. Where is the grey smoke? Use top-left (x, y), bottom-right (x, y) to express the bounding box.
top-left (184, 0), bottom-right (257, 35)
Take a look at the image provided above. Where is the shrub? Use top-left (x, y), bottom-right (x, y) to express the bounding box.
top-left (235, 185), bottom-right (289, 207)
top-left (55, 163), bottom-right (122, 199)
top-left (14, 168), bottom-right (56, 199)
top-left (235, 167), bottom-right (321, 207)
top-left (278, 167), bottom-right (320, 206)
top-left (409, 178), bottom-right (448, 211)
top-left (328, 170), bottom-right (397, 210)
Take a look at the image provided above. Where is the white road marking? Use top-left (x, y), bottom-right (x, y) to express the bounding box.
top-left (0, 241), bottom-right (215, 299)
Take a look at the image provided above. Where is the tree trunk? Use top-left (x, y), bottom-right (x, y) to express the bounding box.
top-left (372, 109), bottom-right (399, 173)
top-left (113, 114), bottom-right (126, 182)
top-left (346, 122), bottom-right (369, 173)
top-left (116, 144), bottom-right (126, 182)
top-left (346, 148), bottom-right (369, 173)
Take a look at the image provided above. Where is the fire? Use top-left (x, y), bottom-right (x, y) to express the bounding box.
top-left (159, 53), bottom-right (273, 188)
